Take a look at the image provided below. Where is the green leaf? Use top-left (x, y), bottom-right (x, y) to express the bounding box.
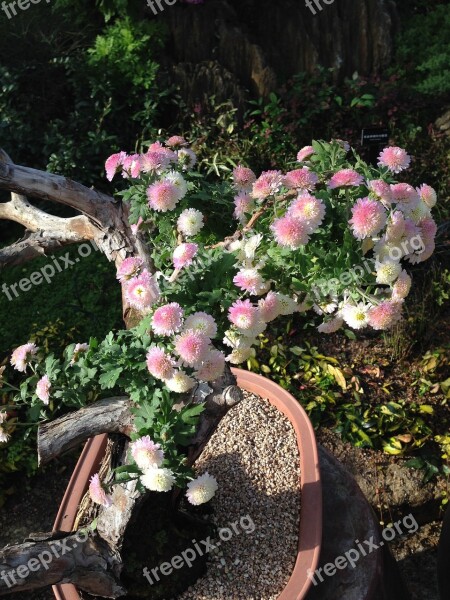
top-left (98, 367), bottom-right (123, 389)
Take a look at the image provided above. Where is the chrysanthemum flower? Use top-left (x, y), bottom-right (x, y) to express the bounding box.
top-left (147, 180), bottom-right (181, 212)
top-left (0, 411), bottom-right (7, 424)
top-left (251, 170), bottom-right (283, 200)
top-left (177, 209), bottom-right (204, 237)
top-left (131, 217), bottom-right (143, 235)
top-left (0, 428), bottom-right (10, 443)
top-left (232, 166), bottom-right (257, 191)
top-left (116, 257), bottom-right (143, 282)
top-left (141, 467), bottom-right (175, 492)
top-left (130, 436), bottom-right (164, 470)
top-left (105, 151), bottom-right (126, 181)
top-left (125, 270), bottom-right (161, 310)
top-left (195, 350), bottom-right (226, 381)
top-left (177, 148), bottom-right (197, 170)
top-left (174, 329), bottom-right (210, 367)
top-left (140, 147), bottom-right (175, 173)
top-left (288, 193), bottom-right (325, 233)
top-left (317, 316), bottom-right (344, 334)
top-left (151, 303), bottom-right (184, 336)
top-left (122, 154), bottom-right (141, 179)
top-left (146, 347), bottom-right (175, 380)
top-left (271, 215), bottom-right (309, 249)
top-left (233, 268), bottom-right (265, 295)
top-left (349, 197), bottom-right (387, 240)
top-left (386, 211), bottom-right (406, 242)
top-left (10, 343), bottom-right (38, 373)
top-left (407, 238), bottom-right (435, 265)
top-left (165, 170), bottom-right (188, 200)
top-left (173, 243), bottom-right (198, 269)
top-left (275, 293), bottom-right (299, 316)
top-left (342, 304), bottom-right (370, 330)
top-left (233, 193), bottom-right (255, 222)
top-left (403, 200), bottom-right (431, 224)
top-left (70, 343), bottom-right (89, 365)
top-left (164, 370), bottom-right (196, 393)
top-left (36, 375), bottom-right (51, 404)
top-left (184, 312), bottom-right (217, 338)
top-left (165, 135), bottom-right (187, 148)
top-left (258, 291), bottom-right (281, 322)
top-left (368, 301), bottom-right (403, 330)
top-left (89, 473), bottom-right (112, 508)
top-left (417, 184), bottom-right (437, 208)
top-left (418, 217), bottom-right (437, 241)
top-left (375, 260), bottom-right (402, 285)
top-left (392, 270), bottom-right (412, 300)
top-left (284, 168), bottom-right (318, 191)
top-left (228, 299), bottom-right (260, 331)
top-left (223, 330), bottom-right (255, 349)
top-left (378, 146), bottom-right (411, 173)
top-left (186, 472), bottom-right (218, 505)
top-left (328, 169), bottom-right (364, 189)
top-left (367, 179), bottom-right (393, 205)
top-left (297, 146), bottom-right (315, 162)
top-left (390, 183), bottom-right (420, 210)
top-left (225, 347), bottom-right (253, 364)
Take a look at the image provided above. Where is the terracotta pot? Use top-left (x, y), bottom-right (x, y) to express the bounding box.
top-left (52, 369), bottom-right (322, 600)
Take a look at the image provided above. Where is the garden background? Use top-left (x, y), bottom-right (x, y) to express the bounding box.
top-left (0, 0), bottom-right (449, 598)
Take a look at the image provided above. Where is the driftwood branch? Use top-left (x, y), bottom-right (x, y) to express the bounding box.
top-left (38, 397), bottom-right (133, 466)
top-left (0, 532), bottom-right (125, 597)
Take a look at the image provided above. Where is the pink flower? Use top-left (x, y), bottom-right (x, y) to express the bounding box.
top-left (125, 270), bottom-right (160, 310)
top-left (130, 436), bottom-right (164, 470)
top-left (251, 170), bottom-right (283, 200)
top-left (407, 238), bottom-right (435, 264)
top-left (146, 347), bottom-right (175, 380)
top-left (232, 166), bottom-right (256, 191)
top-left (122, 154), bottom-right (141, 179)
top-left (271, 215), bottom-right (309, 249)
top-left (165, 135), bottom-right (187, 148)
top-left (105, 151), bottom-right (126, 181)
top-left (233, 192), bottom-right (255, 222)
top-left (228, 299), bottom-right (260, 331)
top-left (418, 217), bottom-right (437, 241)
top-left (390, 183), bottom-right (420, 210)
top-left (258, 291), bottom-right (280, 323)
top-left (141, 146), bottom-right (176, 173)
top-left (417, 184), bottom-right (437, 208)
top-left (70, 343), bottom-right (89, 365)
top-left (36, 375), bottom-right (51, 404)
top-left (233, 268), bottom-right (265, 295)
top-left (131, 217), bottom-right (144, 235)
top-left (116, 257), bottom-right (143, 282)
top-left (378, 146), bottom-right (411, 173)
top-left (386, 211), bottom-right (406, 242)
top-left (349, 198), bottom-right (387, 240)
top-left (173, 243), bottom-right (198, 269)
top-left (10, 343), bottom-right (38, 373)
top-left (284, 168), bottom-right (318, 191)
top-left (392, 271), bottom-right (412, 300)
top-left (195, 350), bottom-right (226, 381)
top-left (367, 179), bottom-right (393, 205)
top-left (152, 303), bottom-right (184, 336)
top-left (89, 473), bottom-right (112, 508)
top-left (317, 316), bottom-right (344, 334)
top-left (368, 301), bottom-right (403, 330)
top-left (174, 329), bottom-right (210, 367)
top-left (288, 193), bottom-right (325, 233)
top-left (328, 169), bottom-right (364, 189)
top-left (297, 146), bottom-right (315, 162)
top-left (147, 180), bottom-right (181, 212)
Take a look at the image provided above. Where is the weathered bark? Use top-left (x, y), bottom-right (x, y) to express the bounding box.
top-left (0, 532), bottom-right (125, 597)
top-left (38, 397), bottom-right (133, 466)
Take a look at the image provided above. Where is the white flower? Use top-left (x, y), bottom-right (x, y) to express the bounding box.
top-left (165, 170), bottom-right (188, 200)
top-left (186, 472), bottom-right (218, 505)
top-left (0, 427), bottom-right (10, 443)
top-left (130, 436), bottom-right (164, 470)
top-left (375, 260), bottom-right (402, 285)
top-left (165, 371), bottom-right (196, 393)
top-left (177, 208), bottom-right (204, 237)
top-left (275, 293), bottom-right (298, 316)
top-left (141, 467), bottom-right (176, 492)
top-left (243, 234), bottom-right (263, 261)
top-left (317, 316), bottom-right (344, 334)
top-left (184, 312), bottom-right (217, 338)
top-left (342, 303), bottom-right (370, 330)
top-left (0, 411), bottom-right (7, 424)
top-left (226, 348), bottom-right (253, 364)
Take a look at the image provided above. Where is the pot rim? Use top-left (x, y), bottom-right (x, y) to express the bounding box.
top-left (53, 368), bottom-right (322, 600)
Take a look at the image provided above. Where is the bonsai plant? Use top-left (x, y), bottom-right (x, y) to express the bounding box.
top-left (0, 137), bottom-right (438, 597)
